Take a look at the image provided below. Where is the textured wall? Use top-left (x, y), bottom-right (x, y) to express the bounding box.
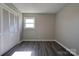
top-left (56, 4), bottom-right (79, 55)
top-left (22, 13), bottom-right (56, 41)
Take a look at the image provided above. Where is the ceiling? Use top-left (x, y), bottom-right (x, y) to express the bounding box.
top-left (13, 3), bottom-right (66, 13)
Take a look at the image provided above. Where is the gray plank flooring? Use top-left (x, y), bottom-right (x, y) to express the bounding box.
top-left (2, 41), bottom-right (74, 56)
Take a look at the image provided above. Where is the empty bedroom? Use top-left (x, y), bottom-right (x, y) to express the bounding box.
top-left (0, 3), bottom-right (79, 56)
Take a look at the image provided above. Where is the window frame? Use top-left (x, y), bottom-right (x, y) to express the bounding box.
top-left (24, 17), bottom-right (35, 29)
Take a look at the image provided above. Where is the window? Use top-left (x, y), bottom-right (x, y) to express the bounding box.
top-left (24, 17), bottom-right (35, 28)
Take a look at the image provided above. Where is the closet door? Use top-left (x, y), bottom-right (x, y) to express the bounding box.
top-left (14, 15), bottom-right (18, 42)
top-left (0, 7), bottom-right (1, 55)
top-left (9, 13), bottom-right (15, 43)
top-left (9, 13), bottom-right (15, 34)
top-left (0, 8), bottom-right (1, 35)
top-left (16, 15), bottom-right (19, 40)
top-left (3, 9), bottom-right (9, 33)
top-left (14, 15), bottom-right (18, 33)
top-left (14, 15), bottom-right (20, 42)
top-left (2, 9), bottom-right (9, 52)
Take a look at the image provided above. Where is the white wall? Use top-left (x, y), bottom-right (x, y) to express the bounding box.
top-left (56, 4), bottom-right (79, 55)
top-left (0, 4), bottom-right (22, 55)
top-left (22, 13), bottom-right (55, 41)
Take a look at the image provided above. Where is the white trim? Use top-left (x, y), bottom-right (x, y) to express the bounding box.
top-left (0, 4), bottom-right (16, 15)
top-left (54, 40), bottom-right (77, 56)
top-left (22, 39), bottom-right (56, 41)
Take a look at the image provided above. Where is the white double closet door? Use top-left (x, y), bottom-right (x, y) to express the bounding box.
top-left (0, 4), bottom-right (19, 55)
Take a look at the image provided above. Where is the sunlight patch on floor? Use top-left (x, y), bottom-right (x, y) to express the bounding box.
top-left (12, 51), bottom-right (32, 56)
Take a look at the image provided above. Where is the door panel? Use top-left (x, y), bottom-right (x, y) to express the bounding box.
top-left (0, 7), bottom-right (1, 55)
top-left (2, 9), bottom-right (10, 53)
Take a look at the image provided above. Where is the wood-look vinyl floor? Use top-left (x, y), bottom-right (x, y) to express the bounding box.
top-left (2, 41), bottom-right (74, 56)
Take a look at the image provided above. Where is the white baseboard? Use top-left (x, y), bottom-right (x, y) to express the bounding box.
top-left (54, 40), bottom-right (77, 56)
top-left (22, 39), bottom-right (56, 41)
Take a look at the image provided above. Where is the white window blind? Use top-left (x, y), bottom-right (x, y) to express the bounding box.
top-left (24, 18), bottom-right (35, 28)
